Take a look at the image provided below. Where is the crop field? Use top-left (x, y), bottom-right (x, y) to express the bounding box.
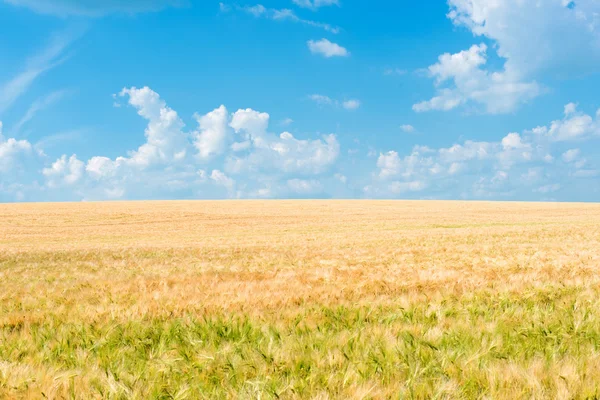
top-left (1, 200), bottom-right (600, 399)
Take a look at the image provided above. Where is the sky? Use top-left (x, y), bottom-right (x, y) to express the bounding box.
top-left (1, 0), bottom-right (599, 202)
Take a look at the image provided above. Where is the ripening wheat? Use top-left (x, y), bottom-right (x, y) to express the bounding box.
top-left (1, 200), bottom-right (600, 399)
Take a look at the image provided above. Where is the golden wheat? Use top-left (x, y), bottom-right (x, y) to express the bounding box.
top-left (1, 200), bottom-right (600, 399)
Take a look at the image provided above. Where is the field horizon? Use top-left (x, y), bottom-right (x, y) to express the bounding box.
top-left (2, 200), bottom-right (600, 399)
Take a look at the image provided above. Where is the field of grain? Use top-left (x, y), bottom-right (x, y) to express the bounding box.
top-left (1, 200), bottom-right (600, 399)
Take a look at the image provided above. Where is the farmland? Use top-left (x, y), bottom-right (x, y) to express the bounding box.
top-left (1, 200), bottom-right (600, 399)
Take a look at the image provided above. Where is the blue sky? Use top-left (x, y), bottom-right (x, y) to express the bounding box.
top-left (1, 0), bottom-right (599, 202)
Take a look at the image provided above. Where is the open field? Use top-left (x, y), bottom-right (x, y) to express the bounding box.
top-left (1, 200), bottom-right (600, 399)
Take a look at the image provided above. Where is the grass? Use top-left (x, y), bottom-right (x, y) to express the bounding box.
top-left (1, 200), bottom-right (600, 399)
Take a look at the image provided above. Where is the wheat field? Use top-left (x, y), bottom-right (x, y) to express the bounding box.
top-left (1, 200), bottom-right (600, 399)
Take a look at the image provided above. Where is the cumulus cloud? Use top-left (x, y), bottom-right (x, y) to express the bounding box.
top-left (372, 103), bottom-right (600, 199)
top-left (86, 156), bottom-right (117, 180)
top-left (414, 44), bottom-right (540, 114)
top-left (308, 39), bottom-right (349, 57)
top-left (116, 86), bottom-right (189, 168)
top-left (230, 108), bottom-right (270, 140)
top-left (193, 105), bottom-right (230, 160)
top-left (225, 130), bottom-right (339, 175)
top-left (531, 103), bottom-right (599, 142)
top-left (502, 133), bottom-right (527, 150)
top-left (42, 154), bottom-right (84, 187)
top-left (447, 0), bottom-right (600, 77)
top-left (377, 151), bottom-right (403, 179)
top-left (416, 0), bottom-right (600, 114)
top-left (6, 86), bottom-right (340, 201)
top-left (0, 121), bottom-right (33, 173)
top-left (2, 86), bottom-right (597, 202)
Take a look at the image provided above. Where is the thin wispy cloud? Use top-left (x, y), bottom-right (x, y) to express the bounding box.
top-left (0, 28), bottom-right (82, 115)
top-left (309, 94), bottom-right (360, 110)
top-left (11, 89), bottom-right (70, 135)
top-left (384, 68), bottom-right (407, 76)
top-left (34, 129), bottom-right (85, 151)
top-left (292, 0), bottom-right (339, 11)
top-left (224, 4), bottom-right (341, 34)
top-left (280, 118), bottom-right (294, 126)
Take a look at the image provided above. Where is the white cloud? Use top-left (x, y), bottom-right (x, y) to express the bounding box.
top-left (342, 99), bottom-right (360, 110)
top-left (292, 0), bottom-right (339, 11)
top-left (414, 44), bottom-right (540, 114)
top-left (377, 151), bottom-right (402, 179)
top-left (11, 89), bottom-right (69, 134)
top-left (447, 0), bottom-right (600, 77)
top-left (562, 149), bottom-right (581, 163)
top-left (535, 184), bottom-right (561, 194)
top-left (287, 178), bottom-right (323, 194)
top-left (231, 4), bottom-right (340, 33)
top-left (384, 68), bottom-right (407, 76)
top-left (389, 180), bottom-right (427, 194)
top-left (230, 108), bottom-right (270, 140)
top-left (35, 129), bottom-right (84, 151)
top-left (529, 103), bottom-right (600, 142)
top-left (491, 170), bottom-right (508, 183)
top-left (43, 154), bottom-right (84, 187)
top-left (226, 129), bottom-right (339, 176)
top-left (308, 39), bottom-right (349, 58)
top-left (448, 162), bottom-right (464, 175)
top-left (4, 86), bottom-right (341, 201)
top-left (417, 0), bottom-right (600, 114)
top-left (438, 140), bottom-right (493, 163)
top-left (3, 83), bottom-right (597, 202)
top-left (0, 30), bottom-right (79, 114)
top-left (193, 105), bottom-right (230, 160)
top-left (0, 121), bottom-right (33, 173)
top-left (117, 86), bottom-right (189, 168)
top-left (86, 156), bottom-right (117, 180)
top-left (372, 103), bottom-right (600, 199)
top-left (309, 94), bottom-right (335, 106)
top-left (547, 105), bottom-right (598, 142)
top-left (501, 132), bottom-right (526, 150)
top-left (210, 169), bottom-right (235, 191)
top-left (309, 94), bottom-right (360, 110)
top-left (231, 141), bottom-right (251, 152)
top-left (573, 169), bottom-right (599, 178)
top-left (4, 0), bottom-right (182, 17)
top-left (243, 4), bottom-right (265, 16)
top-left (564, 102), bottom-right (578, 116)
top-left (400, 124), bottom-right (415, 133)
top-left (334, 173), bottom-right (347, 184)
top-left (280, 118), bottom-right (294, 126)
